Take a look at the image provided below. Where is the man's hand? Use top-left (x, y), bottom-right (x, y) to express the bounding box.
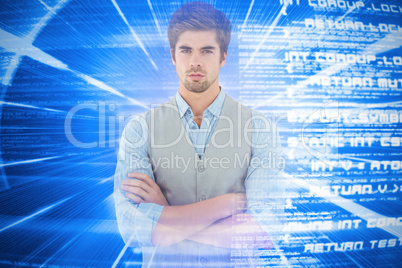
top-left (121, 173), bottom-right (248, 246)
top-left (121, 172), bottom-right (169, 206)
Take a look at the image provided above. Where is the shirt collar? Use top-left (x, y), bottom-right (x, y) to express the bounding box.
top-left (175, 87), bottom-right (225, 118)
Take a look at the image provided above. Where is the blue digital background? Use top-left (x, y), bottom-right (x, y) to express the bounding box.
top-left (0, 0), bottom-right (401, 267)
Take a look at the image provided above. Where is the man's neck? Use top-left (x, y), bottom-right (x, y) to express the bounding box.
top-left (178, 81), bottom-right (221, 117)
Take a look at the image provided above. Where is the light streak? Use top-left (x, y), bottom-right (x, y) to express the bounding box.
top-left (288, 175), bottom-right (402, 238)
top-left (110, 0), bottom-right (158, 70)
top-left (0, 194), bottom-right (78, 233)
top-left (0, 29), bottom-right (148, 108)
top-left (0, 100), bottom-right (64, 113)
top-left (147, 0), bottom-right (162, 38)
top-left (0, 156), bottom-right (62, 168)
top-left (239, 0), bottom-right (255, 39)
top-left (111, 244), bottom-right (129, 268)
top-left (242, 2), bottom-right (288, 71)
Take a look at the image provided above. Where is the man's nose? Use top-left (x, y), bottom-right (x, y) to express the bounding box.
top-left (190, 52), bottom-right (202, 67)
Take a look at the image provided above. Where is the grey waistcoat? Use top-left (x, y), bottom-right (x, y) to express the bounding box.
top-left (143, 94), bottom-right (255, 268)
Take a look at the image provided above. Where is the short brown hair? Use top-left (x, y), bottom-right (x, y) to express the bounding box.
top-left (168, 1), bottom-right (231, 61)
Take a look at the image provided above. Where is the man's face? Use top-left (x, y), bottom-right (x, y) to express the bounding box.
top-left (171, 30), bottom-right (227, 94)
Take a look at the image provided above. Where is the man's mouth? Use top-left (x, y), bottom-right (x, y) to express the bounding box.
top-left (188, 73), bottom-right (204, 81)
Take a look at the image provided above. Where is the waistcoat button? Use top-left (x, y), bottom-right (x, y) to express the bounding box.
top-left (198, 166), bottom-right (205, 172)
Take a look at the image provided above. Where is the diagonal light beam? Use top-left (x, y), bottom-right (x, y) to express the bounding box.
top-left (111, 244), bottom-right (130, 268)
top-left (0, 156), bottom-right (62, 168)
top-left (238, 0), bottom-right (255, 39)
top-left (111, 0), bottom-right (158, 70)
top-left (289, 175), bottom-right (402, 238)
top-left (29, 0), bottom-right (71, 42)
top-left (0, 100), bottom-right (64, 113)
top-left (242, 3), bottom-right (289, 71)
top-left (1, 0), bottom-right (71, 86)
top-left (0, 193), bottom-right (78, 233)
top-left (147, 0), bottom-right (163, 38)
top-left (0, 29), bottom-right (148, 108)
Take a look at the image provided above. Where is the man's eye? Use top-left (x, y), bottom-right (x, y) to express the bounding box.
top-left (182, 50), bottom-right (190, 53)
top-left (203, 50), bottom-right (212, 54)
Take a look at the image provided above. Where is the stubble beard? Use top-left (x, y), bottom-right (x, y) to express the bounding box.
top-left (182, 69), bottom-right (217, 93)
top-left (183, 79), bottom-right (211, 93)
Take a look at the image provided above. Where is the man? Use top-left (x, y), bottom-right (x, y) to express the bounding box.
top-left (114, 2), bottom-right (285, 267)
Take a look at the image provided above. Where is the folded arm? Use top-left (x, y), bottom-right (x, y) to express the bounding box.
top-left (121, 171), bottom-right (278, 249)
top-left (122, 173), bottom-right (246, 246)
top-left (187, 112), bottom-right (286, 249)
top-left (115, 112), bottom-right (285, 249)
top-left (114, 115), bottom-right (245, 247)
top-left (187, 212), bottom-right (273, 249)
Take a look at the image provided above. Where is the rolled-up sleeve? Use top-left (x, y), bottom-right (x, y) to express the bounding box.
top-left (245, 111), bottom-right (286, 245)
top-left (114, 112), bottom-right (164, 247)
